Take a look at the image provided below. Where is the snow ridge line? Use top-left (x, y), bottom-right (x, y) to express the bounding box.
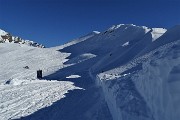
top-left (88, 39), bottom-right (180, 120)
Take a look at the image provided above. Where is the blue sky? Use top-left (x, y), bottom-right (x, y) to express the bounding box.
top-left (0, 0), bottom-right (180, 47)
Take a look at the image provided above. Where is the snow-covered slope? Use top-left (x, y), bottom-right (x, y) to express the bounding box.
top-left (58, 24), bottom-right (179, 120)
top-left (89, 25), bottom-right (179, 120)
top-left (0, 31), bottom-right (111, 120)
top-left (0, 29), bottom-right (45, 48)
top-left (0, 24), bottom-right (179, 120)
top-left (96, 40), bottom-right (180, 120)
top-left (151, 28), bottom-right (167, 41)
top-left (0, 43), bottom-right (83, 120)
top-left (51, 30), bottom-right (100, 50)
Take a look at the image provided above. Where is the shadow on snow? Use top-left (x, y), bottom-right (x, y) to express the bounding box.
top-left (16, 56), bottom-right (112, 120)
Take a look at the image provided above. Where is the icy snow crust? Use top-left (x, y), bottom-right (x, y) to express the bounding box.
top-left (0, 24), bottom-right (179, 120)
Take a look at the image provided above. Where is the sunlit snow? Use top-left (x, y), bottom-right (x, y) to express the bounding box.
top-left (0, 24), bottom-right (179, 120)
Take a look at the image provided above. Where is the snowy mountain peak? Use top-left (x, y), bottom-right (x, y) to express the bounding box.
top-left (105, 24), bottom-right (168, 42)
top-left (0, 29), bottom-right (8, 36)
top-left (0, 29), bottom-right (45, 48)
top-left (106, 24), bottom-right (152, 35)
top-left (151, 28), bottom-right (167, 41)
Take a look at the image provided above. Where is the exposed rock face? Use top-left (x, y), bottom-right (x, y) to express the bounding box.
top-left (0, 29), bottom-right (45, 48)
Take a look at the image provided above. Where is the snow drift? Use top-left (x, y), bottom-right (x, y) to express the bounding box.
top-left (0, 24), bottom-right (179, 120)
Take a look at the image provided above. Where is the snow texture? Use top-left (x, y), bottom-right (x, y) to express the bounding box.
top-left (0, 24), bottom-right (179, 120)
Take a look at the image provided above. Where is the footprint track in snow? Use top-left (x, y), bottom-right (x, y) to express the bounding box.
top-left (0, 80), bottom-right (80, 120)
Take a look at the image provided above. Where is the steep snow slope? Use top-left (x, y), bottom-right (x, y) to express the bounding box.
top-left (0, 29), bottom-right (45, 48)
top-left (61, 24), bottom-right (152, 56)
top-left (51, 31), bottom-right (100, 50)
top-left (97, 40), bottom-right (180, 120)
top-left (88, 25), bottom-right (166, 74)
top-left (0, 31), bottom-right (112, 120)
top-left (151, 28), bottom-right (167, 41)
top-left (0, 24), bottom-right (179, 120)
top-left (138, 25), bottom-right (180, 56)
top-left (132, 41), bottom-right (180, 120)
top-left (90, 25), bottom-right (180, 120)
top-left (58, 24), bottom-right (179, 120)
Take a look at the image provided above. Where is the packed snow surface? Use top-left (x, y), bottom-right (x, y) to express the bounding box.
top-left (0, 24), bottom-right (179, 120)
top-left (0, 80), bottom-right (80, 120)
top-left (0, 43), bottom-right (81, 120)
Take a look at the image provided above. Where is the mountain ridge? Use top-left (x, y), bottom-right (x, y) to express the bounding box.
top-left (0, 24), bottom-right (179, 120)
top-left (0, 29), bottom-right (45, 48)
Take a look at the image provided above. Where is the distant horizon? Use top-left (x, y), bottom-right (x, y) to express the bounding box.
top-left (0, 0), bottom-right (180, 47)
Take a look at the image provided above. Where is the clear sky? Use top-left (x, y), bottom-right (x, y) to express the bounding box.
top-left (0, 0), bottom-right (180, 47)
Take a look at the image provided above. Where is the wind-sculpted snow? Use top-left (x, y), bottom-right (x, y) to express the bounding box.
top-left (151, 28), bottom-right (167, 41)
top-left (96, 40), bottom-right (180, 120)
top-left (0, 24), bottom-right (179, 120)
top-left (64, 53), bottom-right (97, 65)
top-left (132, 41), bottom-right (180, 120)
top-left (60, 24), bottom-right (151, 57)
top-left (0, 80), bottom-right (80, 120)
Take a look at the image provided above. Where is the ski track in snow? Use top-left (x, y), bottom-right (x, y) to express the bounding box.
top-left (0, 80), bottom-right (80, 120)
top-left (0, 43), bottom-right (81, 120)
